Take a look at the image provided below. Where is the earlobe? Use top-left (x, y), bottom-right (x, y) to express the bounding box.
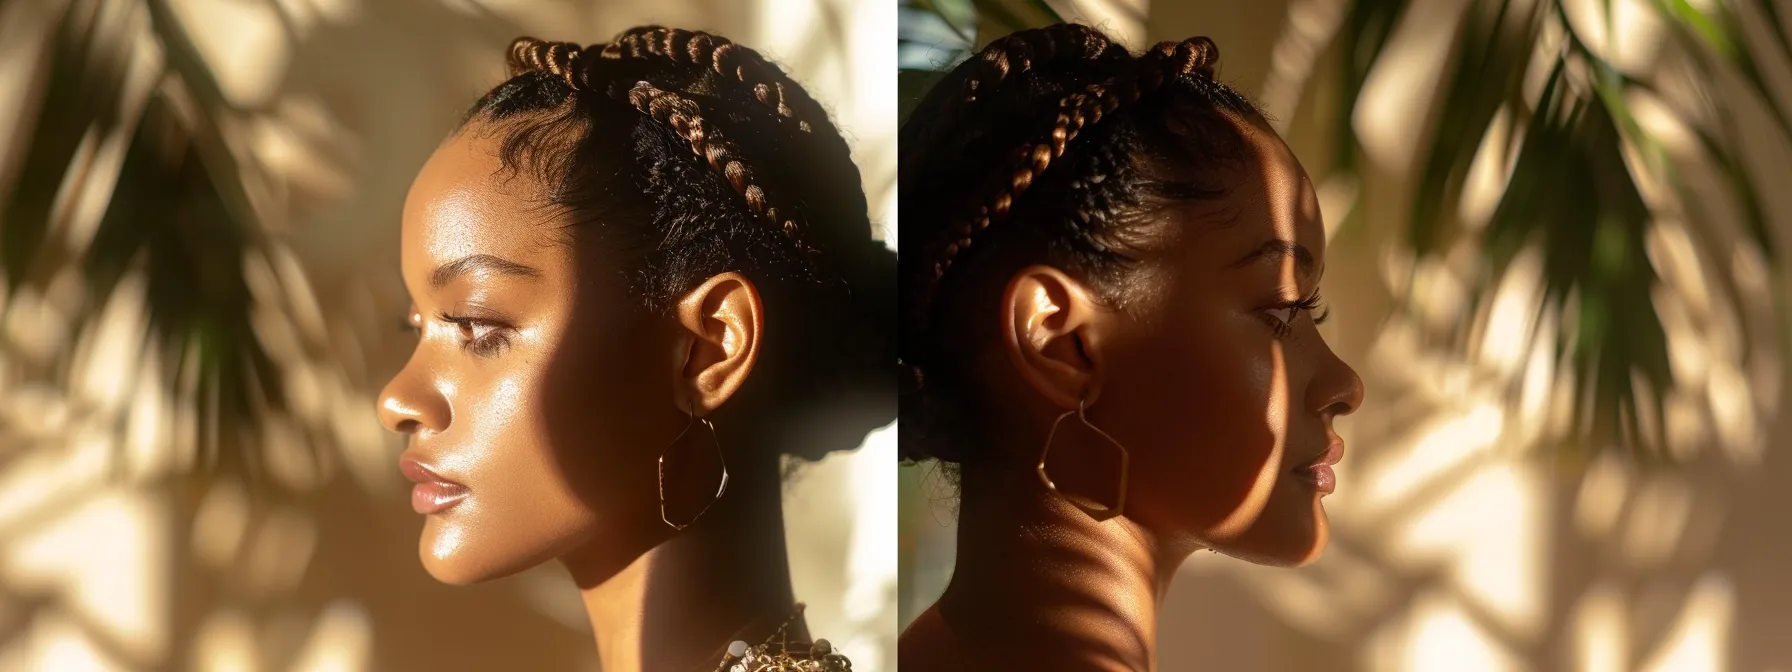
top-left (673, 272), bottom-right (763, 414)
top-left (1001, 266), bottom-right (1104, 409)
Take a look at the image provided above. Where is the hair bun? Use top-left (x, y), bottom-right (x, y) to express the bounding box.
top-left (782, 235), bottom-right (898, 463)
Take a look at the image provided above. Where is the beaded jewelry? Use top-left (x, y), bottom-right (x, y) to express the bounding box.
top-left (713, 603), bottom-right (852, 672)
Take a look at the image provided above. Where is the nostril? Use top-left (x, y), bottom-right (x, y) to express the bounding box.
top-left (377, 376), bottom-right (448, 435)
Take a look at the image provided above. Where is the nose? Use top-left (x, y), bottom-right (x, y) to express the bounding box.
top-left (1310, 342), bottom-right (1366, 420)
top-left (377, 358), bottom-right (451, 437)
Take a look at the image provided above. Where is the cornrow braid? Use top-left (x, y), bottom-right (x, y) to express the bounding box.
top-left (625, 81), bottom-right (812, 253)
top-left (503, 34), bottom-right (826, 257)
top-left (923, 36), bottom-right (1221, 296)
top-left (902, 24), bottom-right (1128, 181)
top-left (604, 26), bottom-right (825, 134)
top-left (507, 37), bottom-right (586, 90)
top-left (599, 26), bottom-right (870, 244)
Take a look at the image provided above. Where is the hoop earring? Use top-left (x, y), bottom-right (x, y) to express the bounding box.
top-left (658, 403), bottom-right (729, 531)
top-left (1037, 398), bottom-right (1129, 520)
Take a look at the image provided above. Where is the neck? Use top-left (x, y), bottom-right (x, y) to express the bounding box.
top-left (563, 456), bottom-right (805, 672)
top-left (936, 460), bottom-right (1195, 670)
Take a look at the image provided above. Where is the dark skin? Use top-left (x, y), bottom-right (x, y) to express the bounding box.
top-left (377, 125), bottom-right (807, 671)
top-left (900, 112), bottom-right (1366, 670)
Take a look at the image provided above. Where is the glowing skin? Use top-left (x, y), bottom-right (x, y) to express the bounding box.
top-left (377, 127), bottom-right (804, 671)
top-left (380, 127), bottom-right (666, 585)
top-left (1101, 113), bottom-right (1360, 564)
top-left (900, 109), bottom-right (1367, 670)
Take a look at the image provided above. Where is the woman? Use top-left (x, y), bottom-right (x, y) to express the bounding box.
top-left (896, 24), bottom-right (1367, 669)
top-left (375, 27), bottom-right (889, 671)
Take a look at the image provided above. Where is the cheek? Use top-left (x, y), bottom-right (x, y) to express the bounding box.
top-left (420, 337), bottom-right (667, 581)
top-left (1104, 305), bottom-right (1291, 539)
top-left (420, 371), bottom-right (600, 580)
top-left (462, 375), bottom-right (599, 516)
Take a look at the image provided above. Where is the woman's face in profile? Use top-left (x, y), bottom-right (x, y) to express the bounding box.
top-left (1093, 115), bottom-right (1364, 565)
top-left (377, 127), bottom-right (678, 585)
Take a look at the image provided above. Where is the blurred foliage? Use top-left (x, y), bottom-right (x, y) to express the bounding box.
top-left (897, 0), bottom-right (1064, 118)
top-left (0, 0), bottom-right (296, 482)
top-left (1346, 0), bottom-right (1788, 460)
top-left (897, 0), bottom-right (1791, 461)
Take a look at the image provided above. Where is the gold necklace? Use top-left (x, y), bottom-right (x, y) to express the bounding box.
top-left (714, 603), bottom-right (852, 672)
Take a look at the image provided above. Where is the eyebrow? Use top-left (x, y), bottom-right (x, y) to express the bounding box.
top-left (430, 254), bottom-right (542, 289)
top-left (1227, 239), bottom-right (1321, 280)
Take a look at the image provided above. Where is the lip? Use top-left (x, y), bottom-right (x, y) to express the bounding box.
top-left (399, 453), bottom-right (469, 515)
top-left (1291, 438), bottom-right (1345, 495)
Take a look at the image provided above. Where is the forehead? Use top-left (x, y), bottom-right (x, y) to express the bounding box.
top-left (399, 130), bottom-right (564, 275)
top-left (1159, 115), bottom-right (1325, 273)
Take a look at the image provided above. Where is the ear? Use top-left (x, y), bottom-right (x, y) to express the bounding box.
top-left (673, 272), bottom-right (764, 415)
top-left (1000, 265), bottom-right (1108, 409)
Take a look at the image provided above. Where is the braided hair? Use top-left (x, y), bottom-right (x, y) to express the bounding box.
top-left (462, 27), bottom-right (895, 461)
top-left (898, 24), bottom-right (1262, 464)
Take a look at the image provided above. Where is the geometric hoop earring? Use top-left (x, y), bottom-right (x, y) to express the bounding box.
top-left (1037, 397), bottom-right (1129, 521)
top-left (657, 401), bottom-right (730, 531)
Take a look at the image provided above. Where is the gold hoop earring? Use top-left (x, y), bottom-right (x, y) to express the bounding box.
top-left (1037, 398), bottom-right (1129, 520)
top-left (658, 403), bottom-right (729, 531)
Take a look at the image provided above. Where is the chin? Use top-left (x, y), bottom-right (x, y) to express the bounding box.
top-left (420, 555), bottom-right (485, 586)
top-left (1207, 495), bottom-right (1332, 567)
top-left (1280, 521), bottom-right (1331, 567)
top-left (418, 535), bottom-right (489, 585)
top-left (415, 520), bottom-right (540, 586)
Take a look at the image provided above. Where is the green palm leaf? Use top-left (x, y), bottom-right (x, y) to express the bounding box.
top-left (1, 0), bottom-right (284, 479)
top-left (1330, 0), bottom-right (1788, 460)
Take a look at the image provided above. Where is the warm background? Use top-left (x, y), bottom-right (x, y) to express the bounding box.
top-left (899, 0), bottom-right (1792, 670)
top-left (0, 0), bottom-right (897, 670)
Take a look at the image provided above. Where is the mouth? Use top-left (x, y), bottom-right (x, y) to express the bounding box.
top-left (399, 454), bottom-right (470, 515)
top-left (1290, 438), bottom-right (1344, 496)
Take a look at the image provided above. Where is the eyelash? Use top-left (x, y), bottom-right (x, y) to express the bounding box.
top-left (436, 312), bottom-right (512, 357)
top-left (1265, 291), bottom-right (1330, 338)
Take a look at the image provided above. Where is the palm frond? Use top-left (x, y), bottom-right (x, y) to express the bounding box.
top-left (1332, 0), bottom-right (1788, 460)
top-left (1, 0), bottom-right (285, 480)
